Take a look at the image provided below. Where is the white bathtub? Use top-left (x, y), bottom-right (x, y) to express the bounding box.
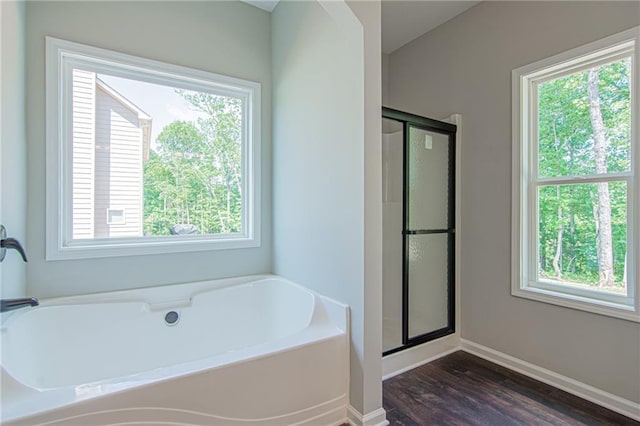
top-left (0, 275), bottom-right (349, 425)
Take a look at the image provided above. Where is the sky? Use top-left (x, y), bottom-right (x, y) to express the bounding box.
top-left (98, 73), bottom-right (208, 150)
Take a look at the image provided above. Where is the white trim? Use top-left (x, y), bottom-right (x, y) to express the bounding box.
top-left (460, 339), bottom-right (640, 422)
top-left (536, 172), bottom-right (632, 185)
top-left (45, 37), bottom-right (261, 260)
top-left (511, 290), bottom-right (635, 320)
top-left (347, 406), bottom-right (389, 426)
top-left (511, 26), bottom-right (640, 321)
top-left (383, 334), bottom-right (459, 380)
top-left (515, 29), bottom-right (637, 83)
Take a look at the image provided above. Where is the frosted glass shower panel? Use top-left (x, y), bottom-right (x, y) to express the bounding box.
top-left (408, 233), bottom-right (449, 338)
top-left (382, 118), bottom-right (404, 204)
top-left (382, 117), bottom-right (404, 352)
top-left (408, 127), bottom-right (450, 230)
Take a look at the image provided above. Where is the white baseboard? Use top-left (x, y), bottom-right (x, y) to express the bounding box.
top-left (347, 406), bottom-right (389, 426)
top-left (383, 334), bottom-right (459, 380)
top-left (460, 339), bottom-right (640, 422)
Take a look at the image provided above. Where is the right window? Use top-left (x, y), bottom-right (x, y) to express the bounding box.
top-left (512, 27), bottom-right (640, 321)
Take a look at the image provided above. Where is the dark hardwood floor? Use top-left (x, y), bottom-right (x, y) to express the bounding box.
top-left (383, 351), bottom-right (639, 425)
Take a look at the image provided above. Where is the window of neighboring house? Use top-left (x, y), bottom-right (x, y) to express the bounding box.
top-left (106, 209), bottom-right (126, 225)
top-left (512, 27), bottom-right (639, 322)
top-left (45, 37), bottom-right (261, 260)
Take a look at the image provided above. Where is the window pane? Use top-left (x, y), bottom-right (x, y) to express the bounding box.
top-left (537, 182), bottom-right (628, 295)
top-left (537, 58), bottom-right (631, 178)
top-left (71, 69), bottom-right (244, 239)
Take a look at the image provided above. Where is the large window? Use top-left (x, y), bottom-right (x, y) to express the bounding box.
top-left (512, 27), bottom-right (639, 321)
top-left (46, 37), bottom-right (261, 260)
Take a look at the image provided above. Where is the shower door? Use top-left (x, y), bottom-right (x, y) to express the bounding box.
top-left (382, 107), bottom-right (456, 355)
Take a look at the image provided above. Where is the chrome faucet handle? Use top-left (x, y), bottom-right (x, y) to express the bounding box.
top-left (0, 225), bottom-right (28, 262)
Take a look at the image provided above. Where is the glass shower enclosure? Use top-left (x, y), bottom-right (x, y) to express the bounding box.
top-left (382, 107), bottom-right (456, 355)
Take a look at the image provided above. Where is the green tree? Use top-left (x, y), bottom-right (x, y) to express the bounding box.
top-left (143, 93), bottom-right (243, 236)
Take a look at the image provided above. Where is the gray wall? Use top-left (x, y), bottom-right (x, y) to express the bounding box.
top-left (1, 0), bottom-right (27, 299)
top-left (271, 0), bottom-right (365, 410)
top-left (25, 1), bottom-right (272, 298)
top-left (272, 0), bottom-right (383, 416)
top-left (387, 1), bottom-right (640, 403)
top-left (382, 52), bottom-right (389, 106)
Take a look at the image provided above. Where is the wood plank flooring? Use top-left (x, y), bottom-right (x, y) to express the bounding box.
top-left (383, 351), bottom-right (639, 425)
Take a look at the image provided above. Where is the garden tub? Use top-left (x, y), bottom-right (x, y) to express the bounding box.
top-left (0, 275), bottom-right (349, 425)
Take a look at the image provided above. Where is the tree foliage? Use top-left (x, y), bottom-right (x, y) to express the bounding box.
top-left (537, 58), bottom-right (630, 289)
top-left (143, 93), bottom-right (243, 236)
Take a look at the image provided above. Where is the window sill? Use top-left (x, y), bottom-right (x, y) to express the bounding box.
top-left (512, 285), bottom-right (640, 323)
top-left (46, 234), bottom-right (260, 261)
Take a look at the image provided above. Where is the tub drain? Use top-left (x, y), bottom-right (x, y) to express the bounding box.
top-left (165, 310), bottom-right (180, 326)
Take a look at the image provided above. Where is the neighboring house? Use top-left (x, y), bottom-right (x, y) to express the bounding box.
top-left (72, 69), bottom-right (151, 239)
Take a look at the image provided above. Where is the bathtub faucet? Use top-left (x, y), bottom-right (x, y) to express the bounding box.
top-left (1, 224), bottom-right (28, 263)
top-left (1, 298), bottom-right (39, 313)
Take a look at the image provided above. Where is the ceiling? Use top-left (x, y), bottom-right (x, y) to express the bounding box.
top-left (382, 1), bottom-right (479, 54)
top-left (242, 0), bottom-right (279, 12)
top-left (241, 0), bottom-right (479, 54)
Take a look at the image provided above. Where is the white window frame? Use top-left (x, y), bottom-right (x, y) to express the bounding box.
top-left (45, 37), bottom-right (261, 260)
top-left (512, 27), bottom-right (640, 322)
